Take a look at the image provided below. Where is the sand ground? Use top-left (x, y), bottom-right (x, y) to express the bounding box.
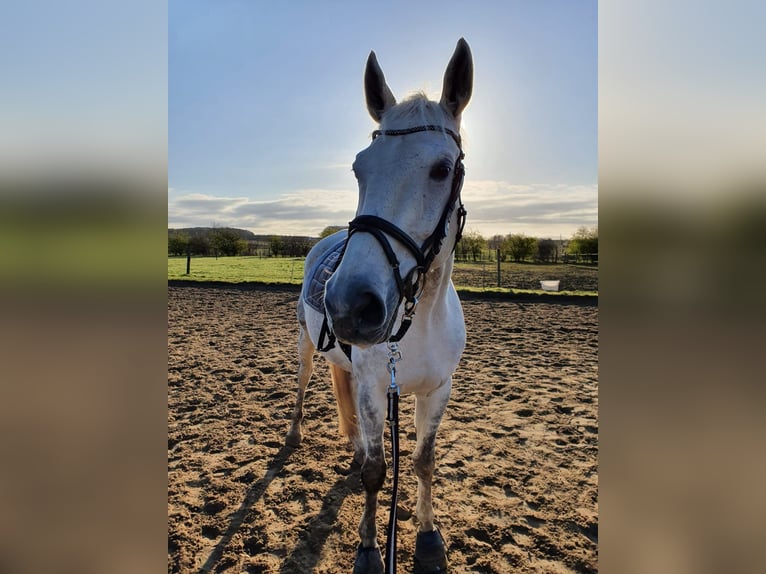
top-left (168, 284), bottom-right (598, 573)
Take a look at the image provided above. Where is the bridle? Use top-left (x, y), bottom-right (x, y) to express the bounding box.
top-left (347, 124), bottom-right (467, 343)
top-left (316, 123), bottom-right (467, 357)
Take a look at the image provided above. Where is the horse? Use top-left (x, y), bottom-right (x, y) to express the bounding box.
top-left (286, 38), bottom-right (473, 574)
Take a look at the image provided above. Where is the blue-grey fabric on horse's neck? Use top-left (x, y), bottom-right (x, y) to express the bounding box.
top-left (304, 238), bottom-right (346, 314)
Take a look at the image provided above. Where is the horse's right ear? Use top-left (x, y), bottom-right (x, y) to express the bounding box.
top-left (364, 51), bottom-right (396, 123)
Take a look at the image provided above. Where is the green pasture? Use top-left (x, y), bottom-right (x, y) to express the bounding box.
top-left (168, 256), bottom-right (597, 297)
top-left (168, 256), bottom-right (305, 284)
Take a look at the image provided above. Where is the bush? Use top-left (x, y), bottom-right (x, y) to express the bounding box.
top-left (319, 225), bottom-right (346, 239)
top-left (536, 238), bottom-right (557, 263)
top-left (210, 228), bottom-right (247, 256)
top-left (457, 230), bottom-right (487, 261)
top-left (502, 234), bottom-right (537, 262)
top-left (567, 226), bottom-right (598, 263)
top-left (168, 231), bottom-right (189, 256)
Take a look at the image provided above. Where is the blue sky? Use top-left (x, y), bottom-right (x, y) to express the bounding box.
top-left (169, 0), bottom-right (597, 239)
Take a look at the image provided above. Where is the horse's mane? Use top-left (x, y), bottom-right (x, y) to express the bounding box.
top-left (383, 92), bottom-right (446, 126)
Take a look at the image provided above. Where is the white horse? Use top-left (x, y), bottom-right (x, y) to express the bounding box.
top-left (287, 38), bottom-right (473, 574)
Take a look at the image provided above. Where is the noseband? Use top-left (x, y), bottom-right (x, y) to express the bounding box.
top-left (348, 124), bottom-right (467, 343)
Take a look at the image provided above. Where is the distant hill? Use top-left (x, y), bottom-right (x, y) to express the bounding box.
top-left (168, 227), bottom-right (318, 244)
top-left (168, 227), bottom-right (257, 240)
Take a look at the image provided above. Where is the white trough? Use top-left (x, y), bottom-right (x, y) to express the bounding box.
top-left (540, 280), bottom-right (560, 292)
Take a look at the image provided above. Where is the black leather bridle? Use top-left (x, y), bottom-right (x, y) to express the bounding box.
top-left (317, 124), bottom-right (467, 354)
top-left (349, 124), bottom-right (467, 342)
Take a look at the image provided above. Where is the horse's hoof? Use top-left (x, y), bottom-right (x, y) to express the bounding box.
top-left (352, 544), bottom-right (383, 574)
top-left (413, 528), bottom-right (448, 573)
top-left (285, 431), bottom-right (302, 447)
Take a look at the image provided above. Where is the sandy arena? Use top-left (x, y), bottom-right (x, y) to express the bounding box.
top-left (168, 284), bottom-right (598, 573)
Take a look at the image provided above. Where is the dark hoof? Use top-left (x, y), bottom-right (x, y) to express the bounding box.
top-left (285, 429), bottom-right (302, 447)
top-left (353, 544), bottom-right (383, 574)
top-left (413, 529), bottom-right (448, 573)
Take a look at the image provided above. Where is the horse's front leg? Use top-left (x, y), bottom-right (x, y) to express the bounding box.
top-left (286, 323), bottom-right (314, 447)
top-left (412, 377), bottom-right (452, 573)
top-left (353, 379), bottom-right (387, 574)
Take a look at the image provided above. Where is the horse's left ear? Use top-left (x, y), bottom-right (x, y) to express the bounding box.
top-left (440, 38), bottom-right (473, 119)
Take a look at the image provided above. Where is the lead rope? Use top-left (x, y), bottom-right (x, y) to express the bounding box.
top-left (384, 342), bottom-right (402, 574)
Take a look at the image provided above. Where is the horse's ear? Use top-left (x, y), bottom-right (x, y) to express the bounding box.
top-left (440, 38), bottom-right (473, 119)
top-left (365, 51), bottom-right (397, 123)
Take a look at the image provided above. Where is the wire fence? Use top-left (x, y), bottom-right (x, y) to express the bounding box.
top-left (169, 255), bottom-right (599, 292)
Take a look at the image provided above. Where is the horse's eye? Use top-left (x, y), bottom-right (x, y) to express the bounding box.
top-left (429, 162), bottom-right (451, 181)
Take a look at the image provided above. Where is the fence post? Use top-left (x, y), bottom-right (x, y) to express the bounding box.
top-left (186, 248), bottom-right (191, 275)
top-left (496, 248), bottom-right (501, 287)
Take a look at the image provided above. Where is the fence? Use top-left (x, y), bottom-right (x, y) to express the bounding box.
top-left (451, 259), bottom-right (598, 292)
top-left (454, 247), bottom-right (598, 266)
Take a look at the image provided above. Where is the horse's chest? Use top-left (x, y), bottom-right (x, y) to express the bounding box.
top-left (344, 337), bottom-right (455, 393)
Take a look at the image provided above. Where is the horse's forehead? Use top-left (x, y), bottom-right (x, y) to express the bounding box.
top-left (354, 99), bottom-right (459, 170)
top-left (355, 135), bottom-right (449, 175)
top-left (381, 96), bottom-right (450, 128)
top-left (357, 128), bottom-right (458, 166)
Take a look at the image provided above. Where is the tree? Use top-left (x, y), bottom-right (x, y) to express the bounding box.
top-left (210, 227), bottom-right (247, 256)
top-left (168, 231), bottom-right (189, 256)
top-left (487, 234), bottom-right (504, 251)
top-left (319, 225), bottom-right (346, 239)
top-left (567, 226), bottom-right (598, 263)
top-left (536, 238), bottom-right (557, 263)
top-left (457, 230), bottom-right (486, 261)
top-left (187, 233), bottom-right (210, 256)
top-left (502, 233), bottom-right (537, 262)
top-left (269, 235), bottom-right (283, 257)
top-left (487, 234), bottom-right (505, 260)
top-left (283, 236), bottom-right (310, 257)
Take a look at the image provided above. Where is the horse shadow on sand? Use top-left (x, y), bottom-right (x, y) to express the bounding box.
top-left (197, 442), bottom-right (363, 574)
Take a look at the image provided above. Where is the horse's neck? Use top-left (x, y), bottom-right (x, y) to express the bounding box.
top-left (419, 255), bottom-right (456, 311)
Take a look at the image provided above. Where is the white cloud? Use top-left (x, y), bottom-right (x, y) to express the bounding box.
top-left (462, 181), bottom-right (598, 238)
top-left (168, 189), bottom-right (358, 235)
top-left (168, 181), bottom-right (597, 239)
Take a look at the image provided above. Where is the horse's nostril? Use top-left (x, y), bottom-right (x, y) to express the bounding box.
top-left (356, 291), bottom-right (385, 327)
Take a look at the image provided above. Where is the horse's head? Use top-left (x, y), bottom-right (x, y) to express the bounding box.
top-left (325, 38), bottom-right (473, 347)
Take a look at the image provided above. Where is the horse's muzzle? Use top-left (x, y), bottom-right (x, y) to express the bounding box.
top-left (324, 275), bottom-right (397, 346)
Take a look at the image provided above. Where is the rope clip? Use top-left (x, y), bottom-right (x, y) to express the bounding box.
top-left (386, 342), bottom-right (402, 392)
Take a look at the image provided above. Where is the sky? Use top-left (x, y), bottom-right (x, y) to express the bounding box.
top-left (168, 0), bottom-right (597, 240)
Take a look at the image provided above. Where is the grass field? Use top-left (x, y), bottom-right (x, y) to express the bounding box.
top-left (168, 256), bottom-right (305, 284)
top-left (168, 256), bottom-right (598, 296)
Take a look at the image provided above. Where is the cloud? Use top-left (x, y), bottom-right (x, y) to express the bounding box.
top-left (462, 181), bottom-right (598, 237)
top-left (168, 189), bottom-right (358, 235)
top-left (168, 181), bottom-right (597, 238)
